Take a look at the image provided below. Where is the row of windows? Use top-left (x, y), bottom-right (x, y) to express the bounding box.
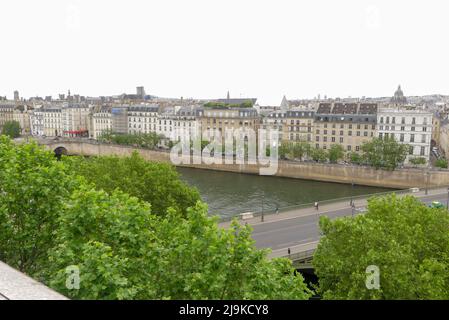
top-left (379, 116), bottom-right (428, 125)
top-left (379, 125), bottom-right (428, 132)
top-left (379, 132), bottom-right (428, 143)
top-left (316, 123), bottom-right (376, 130)
top-left (316, 130), bottom-right (373, 137)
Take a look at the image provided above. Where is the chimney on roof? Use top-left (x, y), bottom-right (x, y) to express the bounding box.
top-left (227, 91), bottom-right (230, 100)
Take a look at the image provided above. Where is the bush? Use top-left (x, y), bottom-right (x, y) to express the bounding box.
top-left (409, 157), bottom-right (427, 166)
top-left (436, 159), bottom-right (448, 169)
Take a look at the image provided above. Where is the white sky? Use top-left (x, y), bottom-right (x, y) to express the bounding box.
top-left (1, 0), bottom-right (448, 105)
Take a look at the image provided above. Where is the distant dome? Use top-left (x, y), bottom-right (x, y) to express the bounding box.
top-left (391, 85), bottom-right (407, 105)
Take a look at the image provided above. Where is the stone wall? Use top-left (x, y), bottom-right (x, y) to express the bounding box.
top-left (42, 141), bottom-right (449, 189)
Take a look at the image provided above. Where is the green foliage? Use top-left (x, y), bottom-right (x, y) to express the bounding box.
top-left (0, 136), bottom-right (312, 300)
top-left (48, 196), bottom-right (311, 300)
top-left (278, 141), bottom-right (311, 161)
top-left (203, 101), bottom-right (254, 109)
top-left (314, 194), bottom-right (449, 299)
top-left (347, 151), bottom-right (363, 165)
top-left (2, 120), bottom-right (21, 138)
top-left (361, 137), bottom-right (409, 170)
top-left (0, 136), bottom-right (79, 274)
top-left (65, 152), bottom-right (201, 217)
top-left (98, 130), bottom-right (162, 149)
top-left (310, 148), bottom-right (328, 163)
top-left (436, 159), bottom-right (448, 169)
top-left (327, 145), bottom-right (344, 163)
top-left (409, 157), bottom-right (427, 166)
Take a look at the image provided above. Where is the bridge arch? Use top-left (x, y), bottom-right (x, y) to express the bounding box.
top-left (54, 146), bottom-right (68, 159)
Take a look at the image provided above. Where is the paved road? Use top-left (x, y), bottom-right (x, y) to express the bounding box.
top-left (245, 190), bottom-right (449, 257)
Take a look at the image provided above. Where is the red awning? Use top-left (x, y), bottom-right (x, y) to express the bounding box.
top-left (63, 130), bottom-right (88, 134)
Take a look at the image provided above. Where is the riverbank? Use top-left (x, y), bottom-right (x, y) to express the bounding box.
top-left (39, 139), bottom-right (449, 189)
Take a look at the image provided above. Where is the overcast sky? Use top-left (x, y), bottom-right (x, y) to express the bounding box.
top-left (1, 0), bottom-right (448, 105)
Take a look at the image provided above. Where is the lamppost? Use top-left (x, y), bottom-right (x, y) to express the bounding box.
top-left (425, 170), bottom-right (430, 195)
top-left (351, 203), bottom-right (355, 218)
top-left (261, 191), bottom-right (265, 222)
top-left (350, 180), bottom-right (354, 207)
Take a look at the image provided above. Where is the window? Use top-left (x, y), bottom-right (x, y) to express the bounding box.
top-left (347, 145), bottom-right (352, 151)
top-left (364, 132), bottom-right (368, 137)
top-left (340, 130), bottom-right (343, 135)
top-left (356, 146), bottom-right (360, 152)
top-left (340, 137), bottom-right (344, 143)
top-left (410, 134), bottom-right (415, 143)
top-left (348, 131), bottom-right (352, 136)
top-left (411, 127), bottom-right (415, 131)
top-left (401, 117), bottom-right (405, 124)
top-left (324, 137), bottom-right (327, 142)
top-left (380, 117), bottom-right (384, 124)
top-left (412, 117), bottom-right (416, 125)
top-left (421, 135), bottom-right (426, 143)
top-left (420, 147), bottom-right (425, 156)
top-left (357, 131), bottom-right (360, 136)
top-left (401, 126), bottom-right (405, 131)
top-left (331, 137), bottom-right (336, 142)
top-left (332, 130), bottom-right (336, 135)
top-left (400, 134), bottom-right (404, 142)
top-left (379, 133), bottom-right (383, 139)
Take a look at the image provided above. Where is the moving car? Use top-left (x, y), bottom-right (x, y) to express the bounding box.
top-left (428, 201), bottom-right (444, 209)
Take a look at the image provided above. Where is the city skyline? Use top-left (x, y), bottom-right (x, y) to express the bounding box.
top-left (1, 0), bottom-right (449, 105)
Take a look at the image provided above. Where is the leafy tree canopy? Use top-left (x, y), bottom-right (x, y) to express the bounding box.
top-left (2, 120), bottom-right (21, 138)
top-left (314, 195), bottom-right (449, 299)
top-left (65, 152), bottom-right (201, 217)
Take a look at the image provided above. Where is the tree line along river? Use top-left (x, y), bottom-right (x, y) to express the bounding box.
top-left (177, 167), bottom-right (394, 219)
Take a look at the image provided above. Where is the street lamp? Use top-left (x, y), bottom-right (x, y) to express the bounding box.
top-left (425, 170), bottom-right (430, 195)
top-left (261, 191), bottom-right (265, 222)
top-left (351, 203), bottom-right (355, 218)
top-left (350, 181), bottom-right (354, 207)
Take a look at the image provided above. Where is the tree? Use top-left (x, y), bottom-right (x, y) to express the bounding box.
top-left (409, 157), bottom-right (427, 166)
top-left (310, 148), bottom-right (328, 163)
top-left (0, 137), bottom-right (312, 300)
top-left (327, 145), bottom-right (344, 163)
top-left (361, 137), bottom-right (409, 170)
top-left (436, 159), bottom-right (448, 169)
top-left (314, 194), bottom-right (449, 299)
top-left (47, 190), bottom-right (312, 300)
top-left (65, 152), bottom-right (201, 217)
top-left (2, 120), bottom-right (21, 138)
top-left (347, 151), bottom-right (363, 165)
top-left (292, 142), bottom-right (311, 161)
top-left (98, 131), bottom-right (162, 150)
top-left (0, 136), bottom-right (79, 275)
